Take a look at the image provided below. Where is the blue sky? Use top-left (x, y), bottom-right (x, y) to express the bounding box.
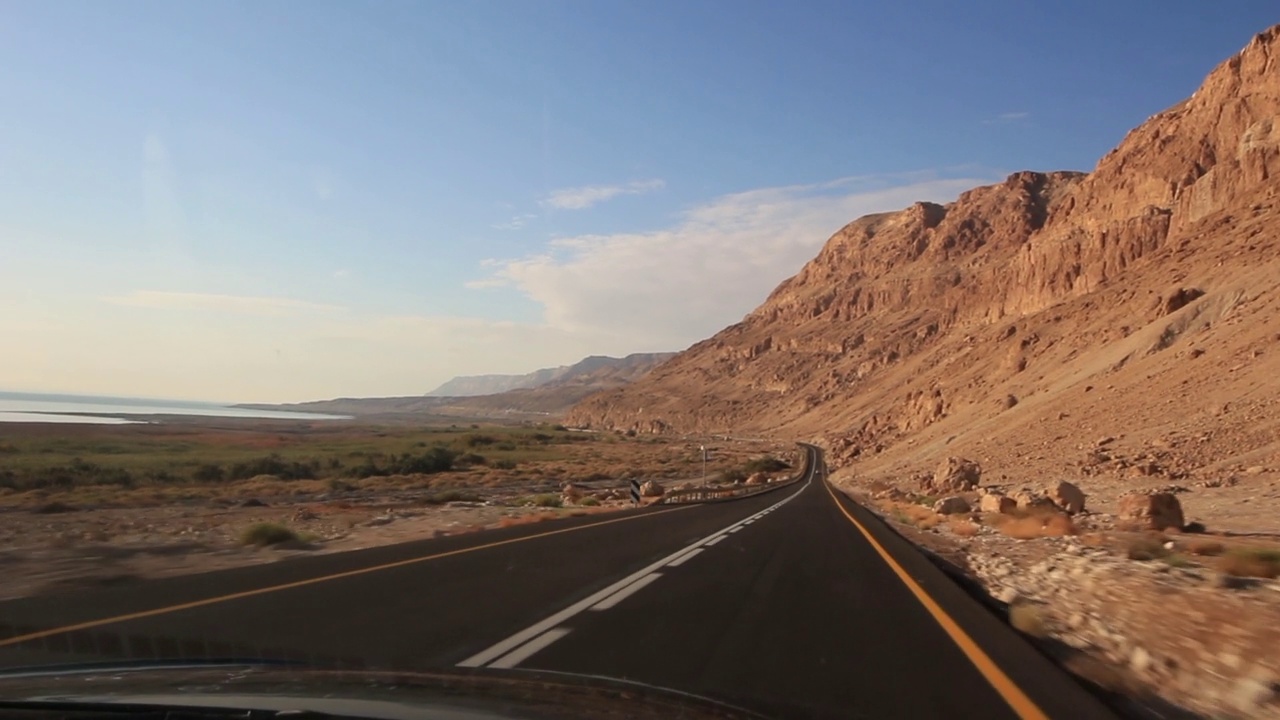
top-left (1, 1), bottom-right (1275, 402)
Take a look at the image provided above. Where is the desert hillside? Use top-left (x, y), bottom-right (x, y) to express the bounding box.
top-left (568, 27), bottom-right (1280, 511)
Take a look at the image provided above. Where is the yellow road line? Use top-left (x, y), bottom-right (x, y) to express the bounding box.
top-left (823, 480), bottom-right (1050, 720)
top-left (0, 506), bottom-right (693, 648)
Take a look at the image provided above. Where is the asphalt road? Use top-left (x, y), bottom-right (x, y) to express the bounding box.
top-left (0, 448), bottom-right (1116, 719)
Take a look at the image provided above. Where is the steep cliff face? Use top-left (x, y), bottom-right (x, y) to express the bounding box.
top-left (568, 27), bottom-right (1280, 479)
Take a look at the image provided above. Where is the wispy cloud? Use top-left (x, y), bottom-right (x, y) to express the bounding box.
top-left (477, 172), bottom-right (992, 348)
top-left (102, 291), bottom-right (343, 316)
top-left (983, 111), bottom-right (1030, 125)
top-left (543, 179), bottom-right (665, 210)
top-left (492, 213), bottom-right (537, 230)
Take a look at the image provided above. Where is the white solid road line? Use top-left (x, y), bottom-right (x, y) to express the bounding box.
top-left (705, 535), bottom-right (727, 546)
top-left (457, 468), bottom-right (813, 669)
top-left (488, 628), bottom-right (572, 669)
top-left (592, 572), bottom-right (664, 609)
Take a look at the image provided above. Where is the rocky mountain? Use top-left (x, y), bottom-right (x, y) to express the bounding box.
top-left (568, 27), bottom-right (1280, 486)
top-left (426, 353), bottom-right (674, 397)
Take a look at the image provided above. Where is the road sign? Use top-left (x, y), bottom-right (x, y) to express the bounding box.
top-left (629, 479), bottom-right (641, 505)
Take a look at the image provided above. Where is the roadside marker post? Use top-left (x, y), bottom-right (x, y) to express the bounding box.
top-left (629, 479), bottom-right (641, 506)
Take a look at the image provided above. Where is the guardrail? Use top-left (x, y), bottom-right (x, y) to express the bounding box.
top-left (656, 444), bottom-right (816, 505)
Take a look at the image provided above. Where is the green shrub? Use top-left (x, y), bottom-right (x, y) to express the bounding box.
top-left (240, 523), bottom-right (300, 547)
top-left (743, 456), bottom-right (790, 474)
top-left (463, 434), bottom-right (497, 447)
top-left (423, 489), bottom-right (481, 504)
top-left (531, 494), bottom-right (562, 508)
top-left (492, 459), bottom-right (517, 470)
top-left (192, 464), bottom-right (225, 483)
top-left (578, 496), bottom-right (600, 506)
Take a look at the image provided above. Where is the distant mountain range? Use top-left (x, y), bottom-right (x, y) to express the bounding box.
top-left (240, 352), bottom-right (675, 421)
top-left (425, 353), bottom-right (676, 397)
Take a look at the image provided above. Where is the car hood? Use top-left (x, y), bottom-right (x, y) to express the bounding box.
top-left (0, 663), bottom-right (774, 719)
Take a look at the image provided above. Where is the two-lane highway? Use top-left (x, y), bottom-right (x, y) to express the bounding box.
top-left (0, 447), bottom-right (1115, 718)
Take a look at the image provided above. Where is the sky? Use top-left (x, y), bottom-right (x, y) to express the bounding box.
top-left (1, 1), bottom-right (1276, 403)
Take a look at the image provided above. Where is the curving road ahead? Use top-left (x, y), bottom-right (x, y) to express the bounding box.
top-left (0, 447), bottom-right (1115, 719)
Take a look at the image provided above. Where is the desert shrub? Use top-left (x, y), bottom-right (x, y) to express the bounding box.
top-left (1127, 536), bottom-right (1169, 561)
top-left (721, 468), bottom-right (747, 484)
top-left (1186, 539), bottom-right (1226, 556)
top-left (455, 452), bottom-right (487, 467)
top-left (743, 456), bottom-right (789, 474)
top-left (422, 489), bottom-right (481, 504)
top-left (492, 459), bottom-right (517, 470)
top-left (531, 493), bottom-right (562, 508)
top-left (192, 463), bottom-right (225, 483)
top-left (228, 455), bottom-right (318, 481)
top-left (992, 512), bottom-right (1076, 540)
top-left (327, 478), bottom-right (355, 493)
top-left (463, 434), bottom-right (497, 447)
top-left (1219, 548), bottom-right (1280, 578)
top-left (578, 496), bottom-right (600, 506)
top-left (239, 522), bottom-right (299, 546)
top-left (1009, 603), bottom-right (1046, 637)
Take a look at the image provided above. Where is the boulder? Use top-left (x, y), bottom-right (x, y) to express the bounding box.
top-left (1118, 492), bottom-right (1185, 530)
top-left (931, 457), bottom-right (981, 492)
top-left (640, 480), bottom-right (665, 497)
top-left (1050, 481), bottom-right (1086, 515)
top-left (980, 493), bottom-right (1017, 514)
top-left (933, 496), bottom-right (971, 514)
top-left (1012, 489), bottom-right (1056, 511)
top-left (745, 472), bottom-right (766, 486)
top-left (561, 483), bottom-right (585, 500)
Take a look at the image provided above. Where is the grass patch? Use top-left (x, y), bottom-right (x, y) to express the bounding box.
top-left (1162, 553), bottom-right (1194, 568)
top-left (578, 496), bottom-right (600, 506)
top-left (530, 493), bottom-right (563, 508)
top-left (1219, 548), bottom-right (1280, 578)
top-left (948, 518), bottom-right (981, 537)
top-left (239, 522), bottom-right (300, 547)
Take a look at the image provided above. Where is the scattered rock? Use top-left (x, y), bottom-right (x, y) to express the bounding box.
top-left (1229, 669), bottom-right (1279, 713)
top-left (1050, 481), bottom-right (1086, 515)
top-left (240, 498), bottom-right (268, 508)
top-left (1131, 646), bottom-right (1153, 673)
top-left (1012, 489), bottom-right (1056, 511)
top-left (561, 483), bottom-right (585, 500)
top-left (930, 457), bottom-right (981, 493)
top-left (933, 496), bottom-right (971, 515)
top-left (1118, 492), bottom-right (1185, 530)
top-left (291, 508), bottom-right (318, 522)
top-left (980, 493), bottom-right (1017, 514)
top-left (997, 587), bottom-right (1020, 605)
top-left (745, 472), bottom-right (766, 486)
top-left (1096, 436), bottom-right (1117, 447)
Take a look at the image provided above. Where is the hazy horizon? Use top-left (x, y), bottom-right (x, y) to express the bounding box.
top-left (4, 1), bottom-right (1277, 402)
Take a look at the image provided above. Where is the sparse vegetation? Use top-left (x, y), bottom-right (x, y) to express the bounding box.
top-left (530, 493), bottom-right (563, 508)
top-left (578, 496), bottom-right (600, 506)
top-left (1218, 547), bottom-right (1280, 578)
top-left (743, 456), bottom-right (790, 474)
top-left (1185, 538), bottom-right (1225, 556)
top-left (239, 522), bottom-right (300, 547)
top-left (990, 511), bottom-right (1076, 540)
top-left (1127, 536), bottom-right (1170, 561)
top-left (421, 490), bottom-right (482, 505)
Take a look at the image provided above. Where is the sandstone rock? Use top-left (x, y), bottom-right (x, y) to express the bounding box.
top-left (933, 496), bottom-right (971, 514)
top-left (1230, 669), bottom-right (1279, 713)
top-left (1118, 492), bottom-right (1185, 530)
top-left (1012, 489), bottom-right (1056, 511)
top-left (931, 457), bottom-right (981, 493)
top-left (1050, 481), bottom-right (1086, 515)
top-left (640, 480), bottom-right (665, 497)
top-left (745, 472), bottom-right (766, 486)
top-left (561, 483), bottom-right (585, 499)
top-left (1130, 646), bottom-right (1152, 673)
top-left (980, 493), bottom-right (1017, 514)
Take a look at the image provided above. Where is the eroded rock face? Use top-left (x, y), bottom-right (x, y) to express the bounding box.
top-left (565, 27), bottom-right (1280, 477)
top-left (1119, 492), bottom-right (1186, 530)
